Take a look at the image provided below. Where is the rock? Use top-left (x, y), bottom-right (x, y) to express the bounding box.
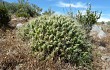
top-left (90, 25), bottom-right (100, 37)
top-left (91, 25), bottom-right (101, 32)
top-left (16, 23), bottom-right (23, 28)
top-left (97, 30), bottom-right (106, 39)
top-left (18, 17), bottom-right (28, 22)
top-left (11, 18), bottom-right (17, 21)
top-left (15, 65), bottom-right (20, 70)
top-left (98, 46), bottom-right (106, 50)
top-left (104, 22), bottom-right (107, 25)
top-left (90, 24), bottom-right (106, 39)
top-left (11, 17), bottom-right (28, 23)
top-left (15, 64), bottom-right (23, 70)
top-left (101, 55), bottom-right (110, 62)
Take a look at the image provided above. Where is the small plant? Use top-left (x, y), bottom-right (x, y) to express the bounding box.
top-left (0, 2), bottom-right (10, 28)
top-left (15, 0), bottom-right (42, 18)
top-left (19, 15), bottom-right (92, 68)
top-left (16, 10), bottom-right (30, 18)
top-left (42, 8), bottom-right (55, 16)
top-left (76, 4), bottom-right (101, 35)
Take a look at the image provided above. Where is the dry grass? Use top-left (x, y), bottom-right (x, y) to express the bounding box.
top-left (0, 28), bottom-right (87, 70)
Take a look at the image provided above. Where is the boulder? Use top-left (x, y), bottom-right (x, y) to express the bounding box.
top-left (90, 24), bottom-right (106, 39)
top-left (97, 30), bottom-right (106, 39)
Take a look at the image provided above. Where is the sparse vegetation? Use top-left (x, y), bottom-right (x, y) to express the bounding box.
top-left (42, 8), bottom-right (55, 16)
top-left (0, 0), bottom-right (42, 18)
top-left (15, 0), bottom-right (42, 18)
top-left (76, 5), bottom-right (101, 35)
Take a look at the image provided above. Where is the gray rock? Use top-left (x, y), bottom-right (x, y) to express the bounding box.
top-left (15, 64), bottom-right (23, 70)
top-left (91, 25), bottom-right (101, 32)
top-left (97, 30), bottom-right (106, 39)
top-left (11, 18), bottom-right (17, 21)
top-left (16, 23), bottom-right (23, 28)
top-left (90, 24), bottom-right (106, 39)
top-left (98, 46), bottom-right (106, 50)
top-left (101, 55), bottom-right (110, 62)
top-left (15, 65), bottom-right (20, 70)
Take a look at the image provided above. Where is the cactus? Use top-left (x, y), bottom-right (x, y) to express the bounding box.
top-left (19, 15), bottom-right (92, 67)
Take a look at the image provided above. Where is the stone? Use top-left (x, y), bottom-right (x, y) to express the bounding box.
top-left (15, 65), bottom-right (20, 70)
top-left (11, 18), bottom-right (17, 21)
top-left (101, 55), bottom-right (110, 62)
top-left (97, 30), bottom-right (106, 39)
top-left (98, 46), bottom-right (106, 51)
top-left (90, 24), bottom-right (106, 39)
top-left (16, 23), bottom-right (23, 28)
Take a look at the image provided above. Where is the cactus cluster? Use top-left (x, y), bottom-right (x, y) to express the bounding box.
top-left (19, 15), bottom-right (92, 66)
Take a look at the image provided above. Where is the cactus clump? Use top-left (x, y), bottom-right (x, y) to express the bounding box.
top-left (20, 15), bottom-right (92, 66)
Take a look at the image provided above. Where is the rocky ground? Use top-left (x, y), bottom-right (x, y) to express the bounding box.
top-left (0, 18), bottom-right (76, 70)
top-left (92, 28), bottom-right (110, 70)
top-left (0, 17), bottom-right (110, 70)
